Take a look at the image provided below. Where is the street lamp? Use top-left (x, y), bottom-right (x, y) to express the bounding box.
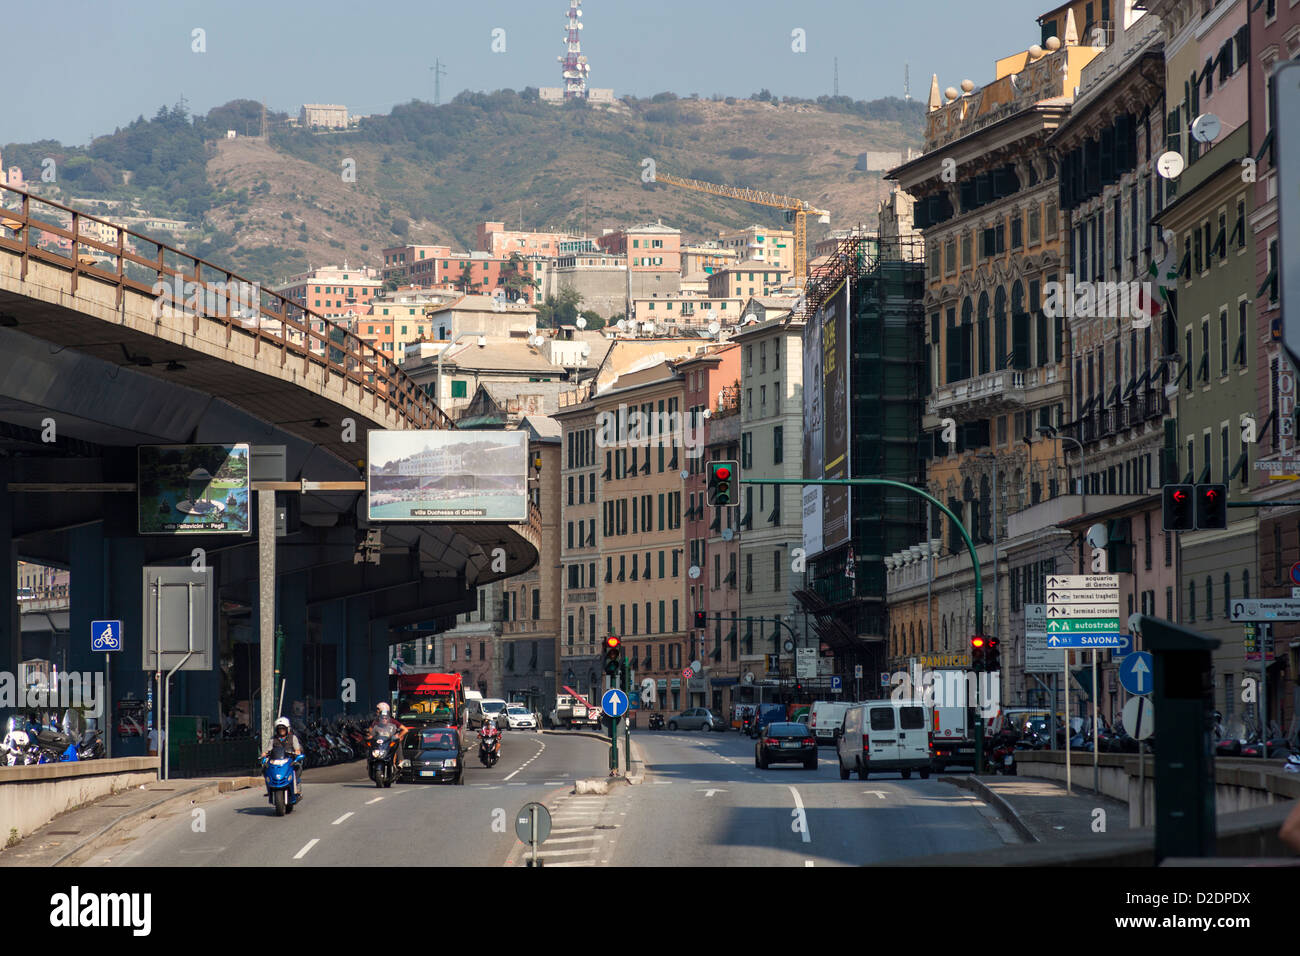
top-left (433, 330), bottom-right (487, 412)
top-left (1036, 424), bottom-right (1085, 514)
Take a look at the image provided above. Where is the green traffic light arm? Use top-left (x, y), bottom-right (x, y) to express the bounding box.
top-left (752, 478), bottom-right (984, 632)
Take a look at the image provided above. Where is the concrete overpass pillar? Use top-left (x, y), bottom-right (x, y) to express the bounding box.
top-left (0, 462), bottom-right (18, 679)
top-left (276, 571), bottom-right (308, 718)
top-left (320, 598), bottom-right (346, 714)
top-left (369, 614), bottom-right (391, 710)
top-left (347, 599), bottom-right (371, 712)
top-left (102, 531), bottom-right (148, 756)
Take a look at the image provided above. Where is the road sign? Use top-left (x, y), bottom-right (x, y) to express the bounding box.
top-left (1111, 632), bottom-right (1133, 660)
top-left (1229, 598), bottom-right (1300, 622)
top-left (879, 671), bottom-right (890, 687)
top-left (91, 620), bottom-right (122, 652)
top-left (601, 688), bottom-right (629, 718)
top-left (1024, 604), bottom-right (1065, 674)
top-left (1122, 695), bottom-right (1155, 740)
top-left (1046, 574), bottom-right (1120, 642)
top-left (1246, 622), bottom-right (1276, 662)
top-left (1290, 562), bottom-right (1300, 586)
top-left (682, 667), bottom-right (694, 679)
top-left (1119, 651), bottom-right (1154, 696)
top-left (830, 676), bottom-right (842, 692)
top-left (854, 664), bottom-right (863, 679)
top-left (796, 647), bottom-right (816, 678)
top-left (515, 802), bottom-right (552, 845)
top-left (1044, 630), bottom-right (1125, 649)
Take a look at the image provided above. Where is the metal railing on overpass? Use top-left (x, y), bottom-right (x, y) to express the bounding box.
top-left (0, 184), bottom-right (455, 431)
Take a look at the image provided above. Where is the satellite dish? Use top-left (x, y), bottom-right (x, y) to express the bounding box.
top-left (1156, 151), bottom-right (1185, 180)
top-left (680, 469), bottom-right (690, 480)
top-left (642, 321), bottom-right (655, 333)
top-left (702, 408), bottom-right (712, 419)
top-left (576, 316), bottom-right (588, 329)
top-left (616, 319), bottom-right (627, 331)
top-left (1191, 113), bottom-right (1221, 144)
top-left (691, 660), bottom-right (702, 673)
top-left (688, 565), bottom-right (701, 579)
top-left (1086, 523), bottom-right (1109, 550)
top-left (707, 320), bottom-right (721, 335)
top-left (581, 344), bottom-right (591, 357)
top-left (722, 528), bottom-right (734, 542)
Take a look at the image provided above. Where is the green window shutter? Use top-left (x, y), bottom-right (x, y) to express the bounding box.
top-left (451, 380), bottom-right (468, 398)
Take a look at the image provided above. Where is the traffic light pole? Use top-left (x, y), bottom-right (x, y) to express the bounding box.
top-left (755, 477), bottom-right (987, 772)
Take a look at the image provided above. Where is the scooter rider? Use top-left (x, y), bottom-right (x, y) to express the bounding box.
top-left (262, 716), bottom-right (304, 797)
top-left (478, 718), bottom-right (501, 756)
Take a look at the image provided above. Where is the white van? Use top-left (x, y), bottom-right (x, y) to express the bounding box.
top-left (809, 700), bottom-right (853, 745)
top-left (467, 696), bottom-right (508, 730)
top-left (836, 699), bottom-right (932, 780)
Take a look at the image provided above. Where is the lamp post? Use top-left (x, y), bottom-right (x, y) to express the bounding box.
top-left (433, 330), bottom-right (487, 413)
top-left (1037, 425), bottom-right (1086, 515)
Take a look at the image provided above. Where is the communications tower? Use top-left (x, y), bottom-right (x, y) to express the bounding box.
top-left (558, 0), bottom-right (589, 100)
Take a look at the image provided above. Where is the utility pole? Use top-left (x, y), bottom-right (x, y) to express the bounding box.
top-left (834, 58), bottom-right (839, 97)
top-left (431, 59), bottom-right (447, 106)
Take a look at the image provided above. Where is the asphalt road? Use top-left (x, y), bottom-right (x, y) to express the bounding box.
top-left (83, 730), bottom-right (611, 868)
top-left (605, 728), bottom-right (1017, 866)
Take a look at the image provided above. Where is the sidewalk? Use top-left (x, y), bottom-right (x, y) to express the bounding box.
top-left (0, 775), bottom-right (260, 868)
top-left (948, 773), bottom-right (1133, 843)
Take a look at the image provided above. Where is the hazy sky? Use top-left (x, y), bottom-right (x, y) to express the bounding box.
top-left (7, 0), bottom-right (1050, 145)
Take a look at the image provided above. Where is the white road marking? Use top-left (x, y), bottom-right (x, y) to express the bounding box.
top-left (503, 769), bottom-right (522, 781)
top-left (293, 838), bottom-right (319, 859)
top-left (545, 861), bottom-right (595, 867)
top-left (696, 789), bottom-right (728, 797)
top-left (365, 797), bottom-right (383, 805)
top-left (863, 791), bottom-right (888, 799)
top-left (545, 835), bottom-right (605, 844)
top-left (538, 846), bottom-right (601, 857)
top-left (788, 786), bottom-right (811, 844)
top-left (543, 781), bottom-right (564, 785)
top-left (331, 812), bottom-right (353, 825)
top-left (805, 860), bottom-right (815, 867)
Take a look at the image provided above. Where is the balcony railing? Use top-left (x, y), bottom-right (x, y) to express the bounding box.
top-left (929, 369), bottom-right (1026, 415)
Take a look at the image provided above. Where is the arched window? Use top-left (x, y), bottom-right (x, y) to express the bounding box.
top-left (994, 287), bottom-right (1009, 370)
top-left (971, 296), bottom-right (988, 375)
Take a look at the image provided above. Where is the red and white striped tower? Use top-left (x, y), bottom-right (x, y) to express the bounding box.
top-left (557, 0), bottom-right (589, 100)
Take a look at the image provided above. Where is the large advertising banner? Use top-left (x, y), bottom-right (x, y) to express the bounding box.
top-left (820, 282), bottom-right (851, 552)
top-left (138, 444), bottom-right (251, 534)
top-left (367, 430), bottom-right (528, 521)
top-left (802, 301), bottom-right (825, 556)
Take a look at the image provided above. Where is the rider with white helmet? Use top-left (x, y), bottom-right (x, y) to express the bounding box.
top-left (263, 716), bottom-right (305, 796)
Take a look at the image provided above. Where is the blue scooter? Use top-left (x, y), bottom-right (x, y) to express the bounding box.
top-left (261, 746), bottom-right (305, 816)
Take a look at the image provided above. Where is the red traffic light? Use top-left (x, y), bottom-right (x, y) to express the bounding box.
top-left (604, 636), bottom-right (620, 650)
top-left (1204, 488), bottom-right (1218, 500)
top-left (1172, 489), bottom-right (1186, 502)
top-left (970, 636), bottom-right (986, 648)
top-left (715, 465), bottom-right (731, 480)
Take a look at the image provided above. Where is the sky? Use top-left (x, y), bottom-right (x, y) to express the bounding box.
top-left (5, 0), bottom-right (1052, 146)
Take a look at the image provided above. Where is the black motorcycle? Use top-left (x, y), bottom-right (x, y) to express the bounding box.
top-left (367, 732), bottom-right (400, 788)
top-left (648, 713), bottom-right (665, 730)
top-left (479, 729), bottom-right (501, 767)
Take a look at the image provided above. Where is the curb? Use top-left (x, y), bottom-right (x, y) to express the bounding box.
top-left (943, 774), bottom-right (1039, 844)
top-left (53, 775), bottom-right (261, 867)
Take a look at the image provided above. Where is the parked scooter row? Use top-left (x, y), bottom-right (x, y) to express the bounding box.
top-left (1, 717), bottom-right (103, 765)
top-left (293, 715), bottom-right (370, 769)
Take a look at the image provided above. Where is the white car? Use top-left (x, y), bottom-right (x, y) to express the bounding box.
top-left (503, 705), bottom-right (537, 730)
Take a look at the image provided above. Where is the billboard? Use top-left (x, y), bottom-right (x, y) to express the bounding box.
top-left (802, 304), bottom-right (824, 556)
top-left (138, 444), bottom-right (250, 534)
top-left (820, 282), bottom-right (851, 552)
top-left (367, 430), bottom-right (528, 521)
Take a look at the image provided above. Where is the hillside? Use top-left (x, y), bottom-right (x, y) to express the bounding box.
top-left (4, 92), bottom-right (924, 286)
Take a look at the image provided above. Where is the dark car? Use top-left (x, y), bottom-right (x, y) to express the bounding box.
top-left (755, 722), bottom-right (818, 770)
top-left (399, 727), bottom-right (465, 784)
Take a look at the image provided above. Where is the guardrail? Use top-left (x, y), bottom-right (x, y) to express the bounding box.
top-left (0, 184), bottom-right (455, 431)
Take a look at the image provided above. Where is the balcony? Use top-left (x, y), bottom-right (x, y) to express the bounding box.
top-left (928, 369), bottom-right (1026, 420)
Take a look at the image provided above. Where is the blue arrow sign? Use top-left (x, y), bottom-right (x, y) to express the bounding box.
top-left (601, 688), bottom-right (629, 719)
top-left (91, 620), bottom-right (122, 652)
top-left (1044, 631), bottom-right (1123, 649)
top-left (1119, 651), bottom-right (1153, 696)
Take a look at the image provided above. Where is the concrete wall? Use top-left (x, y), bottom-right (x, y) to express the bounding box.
top-left (0, 757), bottom-right (158, 842)
top-left (550, 266), bottom-right (628, 319)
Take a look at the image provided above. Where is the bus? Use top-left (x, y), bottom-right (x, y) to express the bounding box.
top-left (396, 673), bottom-right (465, 729)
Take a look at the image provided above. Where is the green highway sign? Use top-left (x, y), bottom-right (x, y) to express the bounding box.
top-left (1046, 618), bottom-right (1121, 633)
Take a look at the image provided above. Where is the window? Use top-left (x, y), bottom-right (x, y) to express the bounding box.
top-left (773, 425), bottom-right (784, 463)
top-left (450, 379), bottom-right (468, 398)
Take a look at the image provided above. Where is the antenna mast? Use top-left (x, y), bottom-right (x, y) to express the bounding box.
top-left (431, 59), bottom-right (447, 106)
top-left (834, 57), bottom-right (839, 97)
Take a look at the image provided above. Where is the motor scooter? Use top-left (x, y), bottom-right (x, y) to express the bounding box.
top-left (648, 713), bottom-right (665, 730)
top-left (261, 744), bottom-right (306, 816)
top-left (478, 727), bottom-right (501, 767)
top-left (368, 731), bottom-right (400, 788)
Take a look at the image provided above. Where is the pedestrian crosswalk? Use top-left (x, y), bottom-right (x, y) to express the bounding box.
top-left (527, 792), bottom-right (624, 867)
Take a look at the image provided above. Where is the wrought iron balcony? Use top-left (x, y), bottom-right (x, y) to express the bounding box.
top-left (928, 369), bottom-right (1026, 419)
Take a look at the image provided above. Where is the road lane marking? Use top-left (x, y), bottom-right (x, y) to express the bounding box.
top-left (805, 860), bottom-right (815, 867)
top-left (537, 847), bottom-right (601, 857)
top-left (366, 797), bottom-right (383, 805)
top-left (788, 786), bottom-right (811, 844)
top-left (545, 835), bottom-right (605, 844)
top-left (293, 839), bottom-right (319, 859)
top-left (863, 790), bottom-right (888, 799)
top-left (696, 789), bottom-right (728, 797)
top-left (331, 812), bottom-right (353, 825)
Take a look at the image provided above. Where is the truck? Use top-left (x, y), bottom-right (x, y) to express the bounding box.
top-left (927, 667), bottom-right (979, 771)
top-left (552, 691), bottom-right (603, 729)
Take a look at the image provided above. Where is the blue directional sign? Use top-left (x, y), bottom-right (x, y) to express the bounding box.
top-left (1111, 633), bottom-right (1133, 660)
top-left (91, 620), bottom-right (122, 652)
top-left (1044, 628), bottom-right (1123, 649)
top-left (830, 676), bottom-right (842, 692)
top-left (1119, 651), bottom-right (1154, 696)
top-left (601, 688), bottom-right (629, 719)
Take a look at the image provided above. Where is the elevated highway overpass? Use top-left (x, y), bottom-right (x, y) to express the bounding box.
top-left (0, 185), bottom-right (540, 752)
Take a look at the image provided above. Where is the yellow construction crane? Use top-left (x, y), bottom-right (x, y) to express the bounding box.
top-left (655, 173), bottom-right (830, 282)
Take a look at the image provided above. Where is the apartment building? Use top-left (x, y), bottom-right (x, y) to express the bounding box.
top-left (381, 244), bottom-right (454, 286)
top-left (273, 264), bottom-right (383, 344)
top-left (706, 261), bottom-right (792, 300)
top-left (403, 336), bottom-right (564, 416)
top-left (553, 401), bottom-right (603, 704)
top-left (716, 226), bottom-right (795, 271)
top-left (680, 244), bottom-right (739, 277)
top-left (477, 221), bottom-right (580, 258)
top-left (700, 393), bottom-right (742, 717)
top-left (1149, 0), bottom-right (1260, 707)
top-left (1247, 0), bottom-right (1300, 736)
top-left (597, 223), bottom-right (683, 299)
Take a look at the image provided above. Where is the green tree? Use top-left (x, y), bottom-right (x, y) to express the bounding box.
top-left (456, 263), bottom-right (475, 294)
top-left (499, 252), bottom-right (538, 301)
top-left (578, 309), bottom-right (605, 330)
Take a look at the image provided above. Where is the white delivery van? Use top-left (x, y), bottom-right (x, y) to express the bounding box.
top-left (836, 699), bottom-right (932, 780)
top-left (809, 700), bottom-right (853, 745)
